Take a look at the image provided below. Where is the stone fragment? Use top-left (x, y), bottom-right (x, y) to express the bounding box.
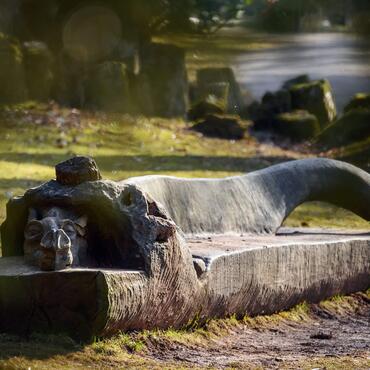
top-left (55, 156), bottom-right (102, 185)
top-left (274, 110), bottom-right (320, 141)
top-left (193, 258), bottom-right (206, 278)
top-left (290, 79), bottom-right (337, 127)
top-left (0, 33), bottom-right (27, 103)
top-left (192, 114), bottom-right (245, 140)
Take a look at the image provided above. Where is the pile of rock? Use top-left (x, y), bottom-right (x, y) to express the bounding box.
top-left (0, 31), bottom-right (189, 118)
top-left (248, 75), bottom-right (337, 142)
top-left (315, 92), bottom-right (370, 170)
top-left (67, 42), bottom-right (188, 117)
top-left (187, 67), bottom-right (250, 140)
top-left (317, 92), bottom-right (370, 148)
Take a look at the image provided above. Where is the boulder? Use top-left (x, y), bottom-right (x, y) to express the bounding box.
top-left (248, 89), bottom-right (292, 130)
top-left (187, 100), bottom-right (224, 121)
top-left (274, 110), bottom-right (320, 141)
top-left (248, 101), bottom-right (275, 130)
top-left (262, 89), bottom-right (292, 113)
top-left (85, 61), bottom-right (131, 112)
top-left (344, 93), bottom-right (370, 113)
top-left (192, 81), bottom-right (229, 109)
top-left (282, 74), bottom-right (310, 90)
top-left (290, 79), bottom-right (337, 127)
top-left (316, 109), bottom-right (370, 149)
top-left (196, 67), bottom-right (244, 114)
top-left (191, 114), bottom-right (246, 140)
top-left (23, 41), bottom-right (53, 101)
top-left (140, 43), bottom-right (188, 117)
top-left (0, 33), bottom-right (27, 104)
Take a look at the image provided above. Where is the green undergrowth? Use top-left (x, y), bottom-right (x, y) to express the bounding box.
top-left (0, 292), bottom-right (368, 369)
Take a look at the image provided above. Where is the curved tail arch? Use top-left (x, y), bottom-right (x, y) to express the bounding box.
top-left (127, 158), bottom-right (370, 235)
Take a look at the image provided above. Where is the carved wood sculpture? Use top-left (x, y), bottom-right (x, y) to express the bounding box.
top-left (0, 156), bottom-right (369, 339)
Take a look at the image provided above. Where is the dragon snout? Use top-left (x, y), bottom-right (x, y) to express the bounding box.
top-left (39, 229), bottom-right (73, 271)
top-left (40, 229), bottom-right (71, 250)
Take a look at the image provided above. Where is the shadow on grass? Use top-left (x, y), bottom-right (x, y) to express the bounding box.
top-left (0, 179), bottom-right (44, 190)
top-left (0, 153), bottom-right (294, 174)
top-left (0, 333), bottom-right (82, 361)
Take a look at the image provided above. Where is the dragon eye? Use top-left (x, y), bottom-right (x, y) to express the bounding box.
top-left (24, 221), bottom-right (43, 240)
top-left (62, 220), bottom-right (77, 238)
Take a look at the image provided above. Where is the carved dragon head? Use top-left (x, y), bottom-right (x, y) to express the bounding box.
top-left (23, 207), bottom-right (88, 271)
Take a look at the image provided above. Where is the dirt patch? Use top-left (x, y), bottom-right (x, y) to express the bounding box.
top-left (142, 293), bottom-right (370, 369)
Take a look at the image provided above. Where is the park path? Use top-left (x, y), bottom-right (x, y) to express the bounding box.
top-left (233, 32), bottom-right (370, 112)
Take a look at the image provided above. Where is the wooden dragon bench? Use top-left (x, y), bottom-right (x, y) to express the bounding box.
top-left (0, 156), bottom-right (369, 339)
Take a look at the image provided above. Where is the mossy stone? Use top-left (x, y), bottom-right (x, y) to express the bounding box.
top-left (316, 109), bottom-right (370, 149)
top-left (191, 114), bottom-right (246, 140)
top-left (282, 74), bottom-right (310, 90)
top-left (187, 100), bottom-right (224, 121)
top-left (0, 33), bottom-right (27, 104)
top-left (249, 89), bottom-right (292, 131)
top-left (193, 81), bottom-right (230, 112)
top-left (274, 110), bottom-right (320, 141)
top-left (85, 61), bottom-right (131, 112)
top-left (196, 67), bottom-right (244, 114)
top-left (290, 79), bottom-right (336, 128)
top-left (23, 41), bottom-right (54, 102)
top-left (344, 93), bottom-right (370, 113)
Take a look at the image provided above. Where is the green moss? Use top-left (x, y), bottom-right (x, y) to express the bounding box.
top-left (290, 79), bottom-right (337, 127)
top-left (316, 108), bottom-right (370, 149)
top-left (274, 110), bottom-right (320, 141)
top-left (344, 93), bottom-right (370, 113)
